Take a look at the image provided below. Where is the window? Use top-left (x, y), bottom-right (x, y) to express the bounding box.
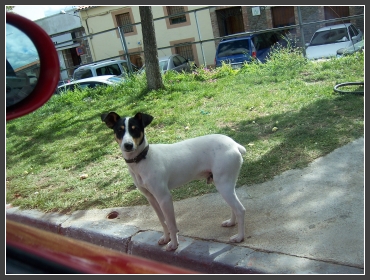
top-left (96, 65), bottom-right (121, 76)
top-left (81, 82), bottom-right (108, 89)
top-left (349, 25), bottom-right (359, 38)
top-left (116, 12), bottom-right (134, 33)
top-left (170, 37), bottom-right (197, 66)
top-left (172, 56), bottom-right (182, 67)
top-left (158, 60), bottom-right (168, 72)
top-left (119, 61), bottom-right (139, 74)
top-left (217, 39), bottom-right (250, 57)
top-left (310, 28), bottom-right (350, 46)
top-left (120, 62), bottom-right (129, 72)
top-left (252, 32), bottom-right (281, 50)
top-left (175, 43), bottom-right (194, 61)
top-left (74, 69), bottom-right (93, 80)
top-left (176, 55), bottom-right (187, 65)
top-left (167, 6), bottom-right (187, 25)
top-left (112, 8), bottom-right (137, 37)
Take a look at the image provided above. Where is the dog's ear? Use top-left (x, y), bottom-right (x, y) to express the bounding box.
top-left (135, 112), bottom-right (154, 128)
top-left (101, 112), bottom-right (121, 129)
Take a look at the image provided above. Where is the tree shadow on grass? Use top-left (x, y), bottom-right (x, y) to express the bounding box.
top-left (217, 94), bottom-right (364, 187)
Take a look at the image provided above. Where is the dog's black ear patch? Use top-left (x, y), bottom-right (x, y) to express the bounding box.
top-left (101, 112), bottom-right (121, 129)
top-left (135, 112), bottom-right (154, 128)
top-left (101, 112), bottom-right (109, 122)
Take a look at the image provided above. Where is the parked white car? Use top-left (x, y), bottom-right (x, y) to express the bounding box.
top-left (305, 23), bottom-right (363, 60)
top-left (55, 75), bottom-right (122, 94)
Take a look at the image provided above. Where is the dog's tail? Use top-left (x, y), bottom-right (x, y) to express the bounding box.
top-left (237, 144), bottom-right (246, 155)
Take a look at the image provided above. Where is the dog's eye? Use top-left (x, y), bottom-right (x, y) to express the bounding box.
top-left (132, 126), bottom-right (136, 130)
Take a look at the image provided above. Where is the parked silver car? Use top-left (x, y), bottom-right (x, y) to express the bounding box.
top-left (305, 23), bottom-right (363, 60)
top-left (72, 59), bottom-right (138, 81)
top-left (139, 54), bottom-right (192, 74)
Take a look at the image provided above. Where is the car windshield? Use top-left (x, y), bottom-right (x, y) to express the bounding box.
top-left (309, 27), bottom-right (349, 46)
top-left (217, 39), bottom-right (250, 57)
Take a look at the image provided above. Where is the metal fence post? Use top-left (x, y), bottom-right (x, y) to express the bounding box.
top-left (194, 10), bottom-right (206, 67)
top-left (118, 26), bottom-right (133, 74)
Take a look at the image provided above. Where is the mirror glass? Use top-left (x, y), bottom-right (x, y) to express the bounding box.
top-left (6, 23), bottom-right (40, 108)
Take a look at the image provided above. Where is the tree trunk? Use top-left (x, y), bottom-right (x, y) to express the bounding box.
top-left (139, 6), bottom-right (164, 91)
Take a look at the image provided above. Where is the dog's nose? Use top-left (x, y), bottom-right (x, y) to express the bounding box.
top-left (124, 142), bottom-right (134, 151)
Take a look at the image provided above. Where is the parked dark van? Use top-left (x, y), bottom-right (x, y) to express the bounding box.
top-left (215, 31), bottom-right (287, 68)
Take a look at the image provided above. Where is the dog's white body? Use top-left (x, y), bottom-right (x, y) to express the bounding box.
top-left (123, 133), bottom-right (246, 251)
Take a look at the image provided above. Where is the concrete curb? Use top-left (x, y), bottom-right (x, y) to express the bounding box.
top-left (6, 207), bottom-right (364, 274)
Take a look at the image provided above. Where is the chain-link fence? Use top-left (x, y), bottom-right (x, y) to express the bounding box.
top-left (55, 6), bottom-right (364, 79)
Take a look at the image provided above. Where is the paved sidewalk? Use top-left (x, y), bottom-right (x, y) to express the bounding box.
top-left (6, 137), bottom-right (364, 274)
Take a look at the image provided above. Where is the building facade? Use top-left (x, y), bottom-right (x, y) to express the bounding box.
top-left (77, 6), bottom-right (363, 70)
top-left (35, 9), bottom-right (93, 80)
top-left (34, 6), bottom-right (364, 79)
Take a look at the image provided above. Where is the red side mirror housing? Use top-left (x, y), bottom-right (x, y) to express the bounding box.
top-left (6, 12), bottom-right (60, 121)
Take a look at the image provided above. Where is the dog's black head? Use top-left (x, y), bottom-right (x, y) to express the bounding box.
top-left (101, 112), bottom-right (153, 152)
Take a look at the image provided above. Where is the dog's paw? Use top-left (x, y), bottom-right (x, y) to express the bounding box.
top-left (221, 219), bottom-right (236, 227)
top-left (165, 240), bottom-right (179, 251)
top-left (229, 234), bottom-right (244, 243)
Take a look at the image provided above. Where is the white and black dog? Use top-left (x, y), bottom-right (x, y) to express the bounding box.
top-left (101, 112), bottom-right (246, 251)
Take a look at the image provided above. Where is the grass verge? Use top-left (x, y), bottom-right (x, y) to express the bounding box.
top-left (6, 48), bottom-right (364, 214)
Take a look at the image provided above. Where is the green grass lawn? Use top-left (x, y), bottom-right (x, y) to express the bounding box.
top-left (6, 47), bottom-right (364, 214)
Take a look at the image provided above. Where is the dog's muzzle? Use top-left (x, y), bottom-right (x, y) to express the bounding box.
top-left (123, 142), bottom-right (134, 152)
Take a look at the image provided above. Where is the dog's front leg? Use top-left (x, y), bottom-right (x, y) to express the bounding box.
top-left (137, 187), bottom-right (171, 245)
top-left (151, 188), bottom-right (179, 251)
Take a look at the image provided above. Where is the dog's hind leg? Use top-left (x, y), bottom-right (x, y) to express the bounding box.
top-left (217, 186), bottom-right (246, 243)
top-left (137, 187), bottom-right (171, 245)
top-left (214, 147), bottom-right (246, 242)
top-left (214, 171), bottom-right (246, 243)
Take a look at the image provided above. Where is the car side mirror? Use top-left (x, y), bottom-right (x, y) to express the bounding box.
top-left (6, 12), bottom-right (60, 121)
